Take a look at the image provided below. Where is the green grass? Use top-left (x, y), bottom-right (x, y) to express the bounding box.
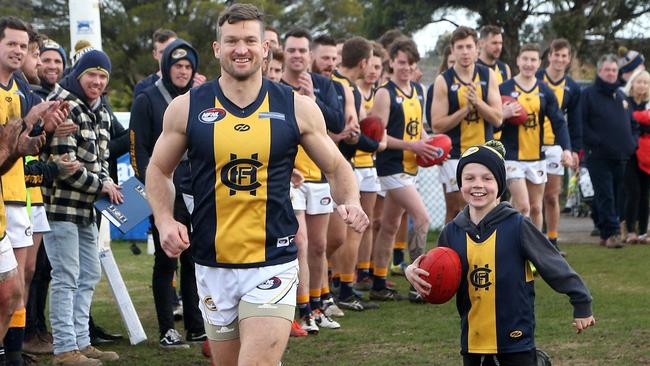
top-left (39, 241), bottom-right (650, 366)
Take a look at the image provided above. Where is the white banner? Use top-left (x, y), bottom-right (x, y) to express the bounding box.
top-left (68, 0), bottom-right (103, 55)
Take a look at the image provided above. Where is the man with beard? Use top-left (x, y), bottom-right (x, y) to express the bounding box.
top-left (130, 38), bottom-right (206, 349)
top-left (477, 25), bottom-right (511, 85)
top-left (45, 49), bottom-right (121, 365)
top-left (145, 4), bottom-right (367, 365)
top-left (281, 28), bottom-right (345, 334)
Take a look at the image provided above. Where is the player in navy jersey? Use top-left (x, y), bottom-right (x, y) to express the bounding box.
top-left (145, 5), bottom-right (367, 365)
top-left (536, 39), bottom-right (582, 252)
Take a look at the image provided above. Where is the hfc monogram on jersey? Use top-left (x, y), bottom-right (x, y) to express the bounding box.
top-left (221, 153), bottom-right (262, 196)
top-left (406, 118), bottom-right (419, 137)
top-left (470, 264), bottom-right (492, 291)
top-left (524, 111), bottom-right (537, 130)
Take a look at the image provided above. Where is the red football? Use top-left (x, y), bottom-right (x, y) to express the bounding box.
top-left (359, 116), bottom-right (384, 142)
top-left (501, 95), bottom-right (527, 125)
top-left (418, 247), bottom-right (462, 304)
top-left (416, 134), bottom-right (452, 167)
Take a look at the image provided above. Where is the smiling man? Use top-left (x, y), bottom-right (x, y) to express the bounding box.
top-left (145, 4), bottom-right (367, 366)
top-left (44, 49), bottom-right (122, 366)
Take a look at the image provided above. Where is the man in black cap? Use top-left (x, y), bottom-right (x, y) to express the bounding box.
top-left (129, 38), bottom-right (206, 349)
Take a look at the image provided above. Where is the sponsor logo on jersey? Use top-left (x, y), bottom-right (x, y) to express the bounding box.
top-left (395, 96), bottom-right (403, 104)
top-left (233, 123), bottom-right (250, 132)
top-left (276, 235), bottom-right (294, 247)
top-left (450, 83), bottom-right (460, 92)
top-left (199, 108), bottom-right (227, 123)
top-left (257, 276), bottom-right (282, 290)
top-left (509, 330), bottom-right (523, 338)
top-left (258, 111), bottom-right (286, 120)
top-left (510, 91), bottom-right (520, 98)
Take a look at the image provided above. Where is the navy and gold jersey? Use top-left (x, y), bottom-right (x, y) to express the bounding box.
top-left (441, 211), bottom-right (536, 354)
top-left (186, 79), bottom-right (300, 268)
top-left (442, 65), bottom-right (494, 158)
top-left (439, 203), bottom-right (592, 355)
top-left (1, 76), bottom-right (38, 206)
top-left (498, 79), bottom-right (570, 161)
top-left (536, 70), bottom-right (582, 150)
top-left (376, 80), bottom-right (424, 176)
top-left (282, 73), bottom-right (343, 183)
top-left (332, 70), bottom-right (362, 119)
top-left (477, 58), bottom-right (509, 85)
top-left (352, 87), bottom-right (376, 168)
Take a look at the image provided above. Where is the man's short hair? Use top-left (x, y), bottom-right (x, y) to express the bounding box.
top-left (389, 38), bottom-right (420, 64)
top-left (549, 38), bottom-right (572, 55)
top-left (217, 3), bottom-right (264, 40)
top-left (284, 28), bottom-right (311, 44)
top-left (27, 27), bottom-right (43, 49)
top-left (518, 43), bottom-right (541, 56)
top-left (377, 29), bottom-right (405, 50)
top-left (341, 37), bottom-right (371, 69)
top-left (597, 54), bottom-right (618, 71)
top-left (265, 26), bottom-right (279, 36)
top-left (152, 28), bottom-right (177, 44)
top-left (479, 25), bottom-right (502, 39)
top-left (450, 26), bottom-right (478, 47)
top-left (312, 34), bottom-right (336, 50)
top-left (271, 47), bottom-right (284, 64)
top-left (371, 41), bottom-right (387, 61)
top-left (0, 16), bottom-right (29, 41)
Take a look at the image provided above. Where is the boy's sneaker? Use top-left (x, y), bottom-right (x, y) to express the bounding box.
top-left (186, 331), bottom-right (207, 343)
top-left (80, 346), bottom-right (119, 362)
top-left (52, 350), bottom-right (102, 366)
top-left (299, 314), bottom-right (319, 334)
top-left (290, 320), bottom-right (308, 337)
top-left (159, 329), bottom-right (190, 349)
top-left (369, 287), bottom-right (406, 301)
top-left (313, 309), bottom-right (340, 329)
top-left (322, 298), bottom-right (344, 317)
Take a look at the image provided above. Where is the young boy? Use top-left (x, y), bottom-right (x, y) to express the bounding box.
top-left (405, 141), bottom-right (595, 366)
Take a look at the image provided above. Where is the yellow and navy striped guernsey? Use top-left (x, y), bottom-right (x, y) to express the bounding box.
top-left (352, 87), bottom-right (376, 168)
top-left (440, 211), bottom-right (536, 354)
top-left (0, 77), bottom-right (33, 206)
top-left (376, 80), bottom-right (424, 176)
top-left (442, 65), bottom-right (493, 158)
top-left (477, 58), bottom-right (509, 85)
top-left (186, 79), bottom-right (300, 268)
top-left (498, 79), bottom-right (570, 161)
top-left (536, 70), bottom-right (582, 148)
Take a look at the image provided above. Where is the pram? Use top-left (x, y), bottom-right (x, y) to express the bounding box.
top-left (564, 167), bottom-right (594, 217)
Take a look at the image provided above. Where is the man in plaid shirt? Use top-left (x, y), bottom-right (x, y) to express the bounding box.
top-left (43, 50), bottom-right (122, 366)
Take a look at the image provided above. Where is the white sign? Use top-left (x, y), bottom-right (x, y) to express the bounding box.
top-left (68, 0), bottom-right (103, 56)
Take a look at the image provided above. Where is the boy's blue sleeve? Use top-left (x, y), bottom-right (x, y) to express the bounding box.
top-left (520, 218), bottom-right (592, 318)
